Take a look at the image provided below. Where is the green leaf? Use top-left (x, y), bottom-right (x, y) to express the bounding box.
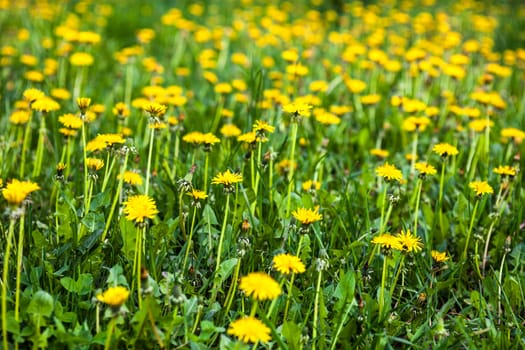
top-left (282, 321), bottom-right (302, 350)
top-left (81, 211), bottom-right (105, 233)
top-left (334, 270), bottom-right (355, 313)
top-left (28, 290), bottom-right (54, 318)
top-left (202, 204), bottom-right (219, 226)
top-left (120, 217), bottom-right (137, 261)
top-left (214, 258), bottom-right (238, 285)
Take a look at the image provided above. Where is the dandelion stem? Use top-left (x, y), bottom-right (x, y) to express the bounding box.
top-left (32, 115), bottom-right (46, 178)
top-left (378, 254), bottom-right (388, 319)
top-left (215, 193), bottom-right (231, 272)
top-left (14, 214), bottom-right (25, 322)
top-left (286, 122), bottom-right (299, 217)
top-left (104, 316), bottom-right (117, 350)
top-left (2, 217), bottom-right (16, 350)
top-left (182, 206), bottom-right (198, 275)
top-left (145, 127), bottom-right (155, 196)
top-left (101, 150), bottom-right (129, 242)
top-left (413, 179), bottom-right (423, 236)
top-left (312, 268), bottom-right (323, 350)
top-left (379, 185), bottom-right (388, 234)
top-left (81, 120), bottom-right (89, 213)
top-left (19, 112), bottom-right (33, 178)
top-left (204, 152), bottom-right (209, 193)
top-left (462, 199), bottom-right (480, 261)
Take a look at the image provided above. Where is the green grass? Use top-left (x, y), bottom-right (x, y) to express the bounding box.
top-left (1, 0), bottom-right (525, 349)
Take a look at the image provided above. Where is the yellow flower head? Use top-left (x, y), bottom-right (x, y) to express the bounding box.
top-left (112, 102), bottom-right (130, 118)
top-left (415, 162), bottom-right (437, 176)
top-left (23, 88), bottom-right (44, 103)
top-left (144, 102), bottom-right (167, 117)
top-left (375, 163), bottom-right (403, 182)
top-left (253, 120), bottom-right (275, 134)
top-left (469, 181), bottom-right (494, 196)
top-left (2, 179), bottom-right (40, 206)
top-left (123, 194), bottom-right (159, 224)
top-left (86, 157), bottom-right (104, 171)
top-left (211, 169), bottom-right (243, 187)
top-left (433, 143), bottom-right (459, 157)
top-left (273, 253), bottom-right (306, 274)
top-left (9, 110), bottom-right (31, 125)
top-left (302, 180), bottom-right (321, 192)
top-left (31, 97), bottom-right (60, 112)
top-left (227, 316), bottom-right (271, 344)
top-left (371, 234), bottom-right (403, 251)
top-left (77, 97), bottom-right (91, 114)
top-left (96, 286), bottom-right (130, 307)
top-left (493, 165), bottom-right (517, 177)
top-left (431, 250), bottom-right (449, 263)
top-left (70, 52), bottom-right (94, 66)
top-left (58, 113), bottom-right (83, 129)
top-left (239, 272), bottom-right (281, 301)
top-left (187, 189), bottom-right (208, 201)
top-left (283, 101), bottom-right (312, 118)
top-left (292, 206), bottom-right (322, 225)
top-left (220, 124), bottom-right (241, 138)
top-left (396, 229), bottom-right (423, 253)
top-left (118, 171), bottom-right (143, 186)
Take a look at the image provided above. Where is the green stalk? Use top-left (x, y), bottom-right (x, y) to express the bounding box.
top-left (203, 152), bottom-right (209, 193)
top-left (283, 272), bottom-right (296, 321)
top-left (462, 199), bottom-right (480, 261)
top-left (32, 115), bottom-right (46, 178)
top-left (14, 214), bottom-right (25, 322)
top-left (104, 316), bottom-right (117, 350)
top-left (101, 151), bottom-right (129, 242)
top-left (2, 217), bottom-right (16, 350)
top-left (101, 152), bottom-right (117, 193)
top-left (286, 122), bottom-right (299, 217)
top-left (178, 191), bottom-right (186, 240)
top-left (378, 254), bottom-right (388, 319)
top-left (413, 179), bottom-right (423, 237)
top-left (124, 63), bottom-right (133, 107)
top-left (81, 120), bottom-right (89, 212)
top-left (182, 207), bottom-right (197, 274)
top-left (215, 194), bottom-right (231, 272)
top-left (410, 132), bottom-right (418, 173)
top-left (378, 185), bottom-right (388, 234)
top-left (223, 257), bottom-right (242, 317)
top-left (312, 268), bottom-right (323, 350)
top-left (18, 105), bottom-right (33, 173)
top-left (144, 127), bottom-right (156, 196)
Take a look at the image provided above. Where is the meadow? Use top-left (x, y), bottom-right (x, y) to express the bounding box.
top-left (1, 0), bottom-right (525, 348)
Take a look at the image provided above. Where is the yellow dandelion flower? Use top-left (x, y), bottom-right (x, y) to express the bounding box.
top-left (123, 195), bottom-right (159, 224)
top-left (86, 158), bottom-right (104, 171)
top-left (370, 148), bottom-right (389, 158)
top-left (253, 120), bottom-right (275, 134)
top-left (69, 52), bottom-right (94, 66)
top-left (283, 101), bottom-right (312, 117)
top-left (220, 124), bottom-right (241, 138)
top-left (415, 162), bottom-right (437, 176)
top-left (469, 181), bottom-right (493, 196)
top-left (493, 165), bottom-right (517, 177)
top-left (76, 97), bottom-right (91, 113)
top-left (273, 253), bottom-right (306, 274)
top-left (239, 272), bottom-right (281, 301)
top-left (302, 180), bottom-right (321, 191)
top-left (143, 102), bottom-right (167, 117)
top-left (371, 234), bottom-right (403, 251)
top-left (431, 250), bottom-right (449, 263)
top-left (118, 171), bottom-right (143, 186)
top-left (432, 143), bottom-right (459, 157)
top-left (58, 113), bottom-right (83, 129)
top-left (23, 88), bottom-right (44, 103)
top-left (9, 110), bottom-right (31, 125)
top-left (2, 179), bottom-right (40, 206)
top-left (375, 163), bottom-right (403, 182)
top-left (112, 102), bottom-right (130, 118)
top-left (96, 286), bottom-right (130, 307)
top-left (396, 229), bottom-right (423, 253)
top-left (227, 317), bottom-right (271, 344)
top-left (211, 170), bottom-right (243, 187)
top-left (292, 206), bottom-right (322, 225)
top-left (31, 97), bottom-right (60, 112)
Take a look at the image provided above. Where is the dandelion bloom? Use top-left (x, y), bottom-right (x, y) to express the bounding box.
top-left (302, 180), bottom-right (321, 191)
top-left (396, 229), bottom-right (423, 253)
top-left (118, 171), bottom-right (143, 186)
top-left (2, 179), bottom-right (40, 206)
top-left (187, 189), bottom-right (208, 201)
top-left (76, 97), bottom-right (91, 113)
top-left (23, 88), bottom-right (44, 103)
top-left (273, 253), bottom-right (306, 274)
top-left (69, 52), bottom-right (94, 66)
top-left (469, 181), bottom-right (493, 196)
top-left (282, 101), bottom-right (312, 117)
top-left (227, 316), bottom-right (271, 344)
top-left (493, 165), bottom-right (517, 177)
top-left (96, 286), bottom-right (130, 307)
top-left (220, 124), bottom-right (241, 138)
top-left (292, 206), bottom-right (322, 225)
top-left (123, 195), bottom-right (159, 224)
top-left (200, 132), bottom-right (220, 146)
top-left (253, 120), bottom-right (275, 134)
top-left (433, 143), bottom-right (459, 157)
top-left (31, 97), bottom-right (60, 112)
top-left (9, 110), bottom-right (31, 125)
top-left (239, 272), bottom-right (281, 301)
top-left (371, 234), bottom-right (403, 251)
top-left (431, 250), bottom-right (449, 263)
top-left (58, 113), bottom-right (83, 129)
top-left (86, 158), bottom-right (104, 171)
top-left (415, 162), bottom-right (437, 176)
top-left (143, 102), bottom-right (167, 117)
top-left (211, 169), bottom-right (243, 187)
top-left (370, 148), bottom-right (389, 158)
top-left (375, 163), bottom-right (403, 182)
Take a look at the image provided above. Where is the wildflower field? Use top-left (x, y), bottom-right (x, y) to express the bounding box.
top-left (1, 0), bottom-right (525, 348)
